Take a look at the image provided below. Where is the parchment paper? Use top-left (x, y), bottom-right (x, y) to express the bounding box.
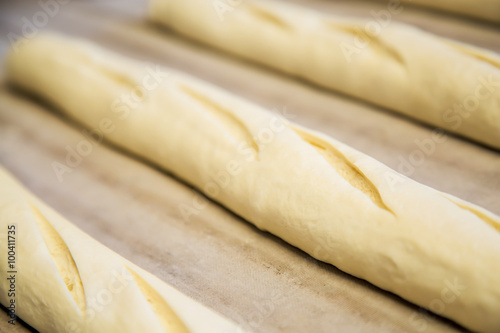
top-left (0, 0), bottom-right (499, 332)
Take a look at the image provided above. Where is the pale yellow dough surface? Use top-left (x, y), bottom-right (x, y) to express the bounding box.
top-left (149, 0), bottom-right (500, 149)
top-left (4, 34), bottom-right (500, 333)
top-left (0, 166), bottom-right (241, 332)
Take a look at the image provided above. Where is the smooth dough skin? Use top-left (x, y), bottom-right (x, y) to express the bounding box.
top-left (394, 0), bottom-right (500, 23)
top-left (5, 34), bottom-right (500, 333)
top-left (0, 167), bottom-right (241, 333)
top-left (148, 0), bottom-right (500, 150)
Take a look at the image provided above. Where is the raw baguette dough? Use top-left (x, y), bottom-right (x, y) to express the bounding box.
top-left (393, 0), bottom-right (500, 23)
top-left (5, 33), bottom-right (500, 333)
top-left (148, 0), bottom-right (500, 150)
top-left (0, 166), bottom-right (241, 333)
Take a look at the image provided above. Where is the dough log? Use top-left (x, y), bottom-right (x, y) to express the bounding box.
top-left (4, 34), bottom-right (500, 333)
top-left (0, 166), bottom-right (241, 333)
top-left (149, 0), bottom-right (500, 150)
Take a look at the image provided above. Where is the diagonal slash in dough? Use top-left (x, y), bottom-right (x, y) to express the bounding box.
top-left (30, 203), bottom-right (86, 315)
top-left (292, 127), bottom-right (393, 214)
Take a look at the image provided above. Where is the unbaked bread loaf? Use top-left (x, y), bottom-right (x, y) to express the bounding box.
top-left (4, 33), bottom-right (500, 333)
top-left (148, 0), bottom-right (500, 150)
top-left (0, 166), bottom-right (241, 333)
top-left (392, 0), bottom-right (500, 23)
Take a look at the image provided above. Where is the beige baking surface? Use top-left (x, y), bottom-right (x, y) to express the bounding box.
top-left (0, 0), bottom-right (499, 332)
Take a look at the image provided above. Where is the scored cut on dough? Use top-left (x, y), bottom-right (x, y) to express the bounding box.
top-left (148, 0), bottom-right (500, 150)
top-left (0, 166), bottom-right (242, 333)
top-left (388, 0), bottom-right (500, 23)
top-left (4, 33), bottom-right (500, 333)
